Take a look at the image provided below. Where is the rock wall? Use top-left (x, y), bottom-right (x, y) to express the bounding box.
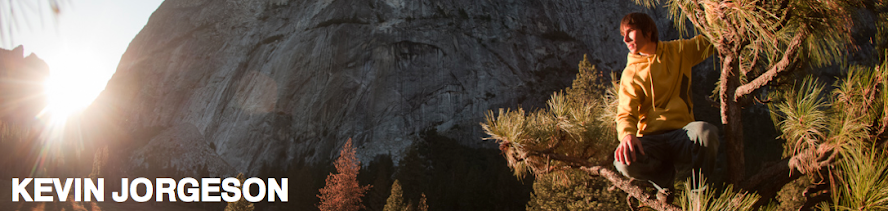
top-left (0, 46), bottom-right (49, 125)
top-left (95, 0), bottom-right (697, 175)
top-left (0, 46), bottom-right (50, 179)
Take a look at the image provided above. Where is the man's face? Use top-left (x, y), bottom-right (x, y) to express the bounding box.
top-left (621, 25), bottom-right (651, 55)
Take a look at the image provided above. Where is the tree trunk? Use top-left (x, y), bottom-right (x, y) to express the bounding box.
top-left (719, 53), bottom-right (745, 185)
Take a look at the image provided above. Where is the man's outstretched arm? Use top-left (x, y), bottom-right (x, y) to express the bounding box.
top-left (681, 34), bottom-right (716, 66)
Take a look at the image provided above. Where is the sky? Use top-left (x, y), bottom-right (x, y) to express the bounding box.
top-left (1, 0), bottom-right (164, 118)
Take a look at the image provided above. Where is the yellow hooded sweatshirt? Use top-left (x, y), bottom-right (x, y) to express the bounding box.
top-left (616, 35), bottom-right (714, 140)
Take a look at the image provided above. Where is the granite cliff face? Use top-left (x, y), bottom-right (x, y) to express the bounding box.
top-left (97, 0), bottom-right (695, 176)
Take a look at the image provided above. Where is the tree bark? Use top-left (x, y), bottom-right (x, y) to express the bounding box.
top-left (519, 151), bottom-right (682, 210)
top-left (733, 28), bottom-right (809, 100)
top-left (719, 53), bottom-right (745, 185)
top-left (580, 166), bottom-right (682, 211)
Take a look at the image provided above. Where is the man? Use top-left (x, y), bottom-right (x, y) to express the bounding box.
top-left (613, 12), bottom-right (719, 202)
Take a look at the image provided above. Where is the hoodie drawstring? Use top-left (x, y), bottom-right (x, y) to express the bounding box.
top-left (648, 57), bottom-right (656, 111)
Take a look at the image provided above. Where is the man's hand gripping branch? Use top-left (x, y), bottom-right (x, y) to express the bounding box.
top-left (615, 135), bottom-right (646, 165)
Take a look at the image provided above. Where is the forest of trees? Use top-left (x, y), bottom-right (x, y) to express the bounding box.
top-left (483, 0), bottom-right (888, 210)
top-left (312, 132), bottom-right (532, 211)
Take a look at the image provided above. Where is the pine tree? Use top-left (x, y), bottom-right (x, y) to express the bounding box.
top-left (630, 0), bottom-right (859, 185)
top-left (0, 120), bottom-right (33, 177)
top-left (824, 142), bottom-right (888, 210)
top-left (365, 155), bottom-right (395, 211)
top-left (384, 180), bottom-right (409, 211)
top-left (676, 172), bottom-right (761, 211)
top-left (483, 55), bottom-right (618, 179)
top-left (811, 58), bottom-right (888, 210)
top-left (871, 1), bottom-right (888, 59)
top-left (483, 55), bottom-right (686, 209)
top-left (481, 1), bottom-right (886, 210)
top-left (317, 138), bottom-right (372, 211)
top-left (394, 141), bottom-right (429, 207)
top-left (526, 169), bottom-right (627, 211)
top-left (224, 173), bottom-right (255, 211)
top-left (417, 193), bottom-right (428, 211)
top-left (485, 52), bottom-right (888, 210)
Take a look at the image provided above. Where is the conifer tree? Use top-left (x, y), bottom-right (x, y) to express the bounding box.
top-left (484, 55), bottom-right (688, 210)
top-left (630, 0), bottom-right (859, 184)
top-left (417, 193), bottom-right (428, 211)
top-left (317, 138), bottom-right (372, 211)
top-left (224, 173), bottom-right (255, 211)
top-left (485, 51), bottom-right (888, 210)
top-left (526, 169), bottom-right (627, 211)
top-left (870, 1), bottom-right (888, 58)
top-left (366, 156), bottom-right (395, 211)
top-left (384, 180), bottom-right (409, 211)
top-left (394, 142), bottom-right (429, 206)
top-left (481, 1), bottom-right (886, 211)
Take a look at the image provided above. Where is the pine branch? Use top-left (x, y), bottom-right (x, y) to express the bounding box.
top-left (525, 149), bottom-right (680, 210)
top-left (539, 135), bottom-right (564, 154)
top-left (524, 148), bottom-right (593, 168)
top-left (675, 1), bottom-right (708, 37)
top-left (773, 0), bottom-right (794, 33)
top-left (739, 47), bottom-right (760, 78)
top-left (529, 142), bottom-right (839, 211)
top-left (875, 80), bottom-right (888, 139)
top-left (745, 143), bottom-right (836, 188)
top-left (734, 26), bottom-right (809, 100)
top-left (580, 166), bottom-right (682, 211)
top-left (878, 114), bottom-right (888, 140)
top-left (511, 132), bottom-right (840, 211)
top-left (798, 182), bottom-right (831, 210)
top-left (740, 143), bottom-right (837, 205)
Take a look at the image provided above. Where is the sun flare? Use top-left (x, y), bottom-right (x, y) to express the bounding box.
top-left (40, 49), bottom-right (114, 124)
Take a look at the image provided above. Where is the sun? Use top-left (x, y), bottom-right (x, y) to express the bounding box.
top-left (43, 73), bottom-right (96, 121)
top-left (40, 48), bottom-right (115, 124)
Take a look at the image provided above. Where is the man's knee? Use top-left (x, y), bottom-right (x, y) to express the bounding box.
top-left (613, 157), bottom-right (650, 179)
top-left (685, 121), bottom-right (719, 150)
top-left (613, 158), bottom-right (674, 189)
top-left (613, 155), bottom-right (666, 179)
top-left (614, 159), bottom-right (631, 177)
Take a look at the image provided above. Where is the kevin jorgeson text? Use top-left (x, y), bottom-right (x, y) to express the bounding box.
top-left (12, 177), bottom-right (288, 202)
